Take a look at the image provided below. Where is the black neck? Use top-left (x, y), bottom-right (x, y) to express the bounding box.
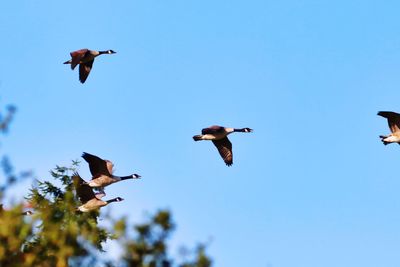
top-left (234, 128), bottom-right (246, 132)
top-left (120, 175), bottom-right (133, 180)
top-left (99, 50), bottom-right (109, 55)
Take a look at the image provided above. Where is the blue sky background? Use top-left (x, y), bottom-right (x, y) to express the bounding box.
top-left (2, 0), bottom-right (400, 266)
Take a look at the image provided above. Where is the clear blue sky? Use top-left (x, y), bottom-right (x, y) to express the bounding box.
top-left (2, 0), bottom-right (400, 266)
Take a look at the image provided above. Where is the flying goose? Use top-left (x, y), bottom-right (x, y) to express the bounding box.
top-left (63, 49), bottom-right (116, 83)
top-left (378, 111), bottom-right (400, 145)
top-left (72, 172), bottom-right (123, 212)
top-left (0, 204), bottom-right (33, 216)
top-left (82, 152), bottom-right (141, 188)
top-left (193, 125), bottom-right (253, 166)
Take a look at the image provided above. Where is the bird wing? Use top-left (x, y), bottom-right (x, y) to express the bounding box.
top-left (70, 49), bottom-right (89, 70)
top-left (106, 161), bottom-right (114, 174)
top-left (378, 111), bottom-right (400, 133)
top-left (94, 188), bottom-right (106, 199)
top-left (79, 60), bottom-right (94, 83)
top-left (212, 137), bottom-right (233, 166)
top-left (202, 125), bottom-right (224, 135)
top-left (82, 152), bottom-right (111, 176)
top-left (72, 172), bottom-right (96, 204)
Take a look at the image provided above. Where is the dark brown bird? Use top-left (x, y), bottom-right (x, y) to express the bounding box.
top-left (378, 111), bottom-right (400, 145)
top-left (193, 125), bottom-right (253, 166)
top-left (72, 172), bottom-right (123, 212)
top-left (82, 152), bottom-right (141, 188)
top-left (63, 49), bottom-right (116, 83)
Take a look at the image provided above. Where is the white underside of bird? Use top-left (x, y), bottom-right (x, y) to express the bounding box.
top-left (78, 199), bottom-right (107, 212)
top-left (382, 134), bottom-right (400, 143)
top-left (87, 175), bottom-right (121, 187)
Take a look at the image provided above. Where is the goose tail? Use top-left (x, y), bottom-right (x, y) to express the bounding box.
top-left (379, 135), bottom-right (389, 145)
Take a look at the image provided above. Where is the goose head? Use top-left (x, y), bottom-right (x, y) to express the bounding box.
top-left (132, 174), bottom-right (141, 179)
top-left (106, 197), bottom-right (124, 205)
top-left (114, 197), bottom-right (124, 202)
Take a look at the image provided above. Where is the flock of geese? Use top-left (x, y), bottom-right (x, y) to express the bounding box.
top-left (7, 49), bottom-right (400, 215)
top-left (1, 49), bottom-right (254, 214)
top-left (64, 49), bottom-right (254, 212)
top-left (73, 124), bottom-right (253, 212)
top-left (73, 152), bottom-right (141, 212)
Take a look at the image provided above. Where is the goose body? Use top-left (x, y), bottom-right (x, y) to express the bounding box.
top-left (82, 152), bottom-right (141, 188)
top-left (77, 198), bottom-right (123, 213)
top-left (63, 49), bottom-right (116, 83)
top-left (72, 172), bottom-right (123, 212)
top-left (193, 125), bottom-right (252, 166)
top-left (377, 111), bottom-right (400, 145)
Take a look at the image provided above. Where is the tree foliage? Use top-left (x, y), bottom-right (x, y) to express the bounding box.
top-left (0, 164), bottom-right (212, 267)
top-left (0, 105), bottom-right (212, 267)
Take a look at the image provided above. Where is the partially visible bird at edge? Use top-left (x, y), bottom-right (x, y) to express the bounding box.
top-left (378, 111), bottom-right (400, 145)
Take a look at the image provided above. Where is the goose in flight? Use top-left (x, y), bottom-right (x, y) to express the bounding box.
top-left (378, 111), bottom-right (400, 145)
top-left (193, 125), bottom-right (253, 166)
top-left (63, 49), bottom-right (116, 83)
top-left (0, 204), bottom-right (33, 216)
top-left (82, 152), bottom-right (141, 188)
top-left (72, 172), bottom-right (123, 212)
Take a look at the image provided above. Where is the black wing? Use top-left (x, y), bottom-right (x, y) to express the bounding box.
top-left (212, 137), bottom-right (233, 166)
top-left (72, 172), bottom-right (96, 204)
top-left (202, 125), bottom-right (224, 135)
top-left (82, 152), bottom-right (111, 176)
top-left (79, 60), bottom-right (94, 83)
top-left (378, 111), bottom-right (400, 133)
